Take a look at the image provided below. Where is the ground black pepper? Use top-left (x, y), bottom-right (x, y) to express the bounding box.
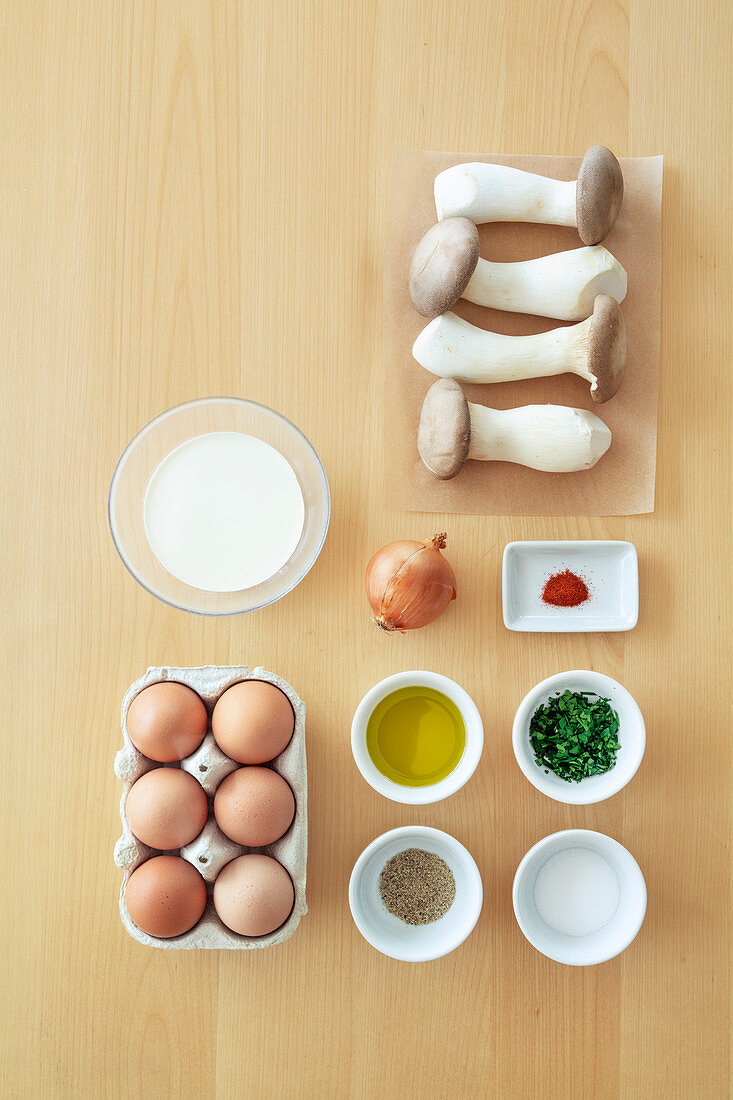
top-left (378, 848), bottom-right (456, 925)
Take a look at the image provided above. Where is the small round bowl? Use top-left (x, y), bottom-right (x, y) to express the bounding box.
top-left (512, 669), bottom-right (645, 805)
top-left (349, 826), bottom-right (483, 961)
top-left (351, 671), bottom-right (483, 805)
top-left (108, 397), bottom-right (330, 615)
top-left (513, 829), bottom-right (647, 966)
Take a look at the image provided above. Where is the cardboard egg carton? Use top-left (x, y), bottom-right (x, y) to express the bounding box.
top-left (114, 665), bottom-right (307, 949)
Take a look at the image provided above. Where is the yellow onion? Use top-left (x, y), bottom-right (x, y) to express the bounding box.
top-left (365, 533), bottom-right (457, 633)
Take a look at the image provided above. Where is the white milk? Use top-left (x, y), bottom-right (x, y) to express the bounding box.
top-left (144, 432), bottom-right (305, 592)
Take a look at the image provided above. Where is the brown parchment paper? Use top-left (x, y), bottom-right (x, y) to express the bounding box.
top-left (384, 149), bottom-right (663, 515)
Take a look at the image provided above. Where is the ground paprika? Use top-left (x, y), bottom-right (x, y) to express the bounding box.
top-left (541, 569), bottom-right (589, 607)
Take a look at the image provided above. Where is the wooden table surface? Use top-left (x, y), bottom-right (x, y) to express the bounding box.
top-left (1, 2), bottom-right (730, 1097)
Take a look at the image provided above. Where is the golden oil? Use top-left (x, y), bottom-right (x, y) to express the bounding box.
top-left (366, 686), bottom-right (466, 787)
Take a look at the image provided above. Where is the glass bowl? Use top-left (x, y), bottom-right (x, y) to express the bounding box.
top-left (109, 397), bottom-right (330, 615)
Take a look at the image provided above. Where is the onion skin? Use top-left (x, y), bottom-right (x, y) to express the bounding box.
top-left (365, 533), bottom-right (457, 633)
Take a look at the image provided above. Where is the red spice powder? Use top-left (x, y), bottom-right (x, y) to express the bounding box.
top-left (542, 569), bottom-right (589, 607)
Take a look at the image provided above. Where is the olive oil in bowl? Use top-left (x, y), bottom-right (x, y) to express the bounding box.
top-left (365, 686), bottom-right (466, 787)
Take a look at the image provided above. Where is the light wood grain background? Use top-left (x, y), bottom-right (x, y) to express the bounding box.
top-left (1, 2), bottom-right (730, 1097)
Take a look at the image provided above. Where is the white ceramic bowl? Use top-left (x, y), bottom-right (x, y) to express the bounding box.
top-left (513, 829), bottom-right (647, 965)
top-left (349, 826), bottom-right (483, 961)
top-left (108, 397), bottom-right (330, 615)
top-left (351, 671), bottom-right (483, 805)
top-left (512, 670), bottom-right (645, 805)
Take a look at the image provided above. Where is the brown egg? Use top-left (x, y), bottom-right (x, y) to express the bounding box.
top-left (126, 855), bottom-right (207, 938)
top-left (126, 767), bottom-right (209, 849)
top-left (214, 766), bottom-right (295, 847)
top-left (212, 680), bottom-right (294, 764)
top-left (127, 681), bottom-right (207, 762)
top-left (213, 854), bottom-right (294, 936)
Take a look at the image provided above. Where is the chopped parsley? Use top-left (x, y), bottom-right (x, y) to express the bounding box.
top-left (529, 689), bottom-right (621, 783)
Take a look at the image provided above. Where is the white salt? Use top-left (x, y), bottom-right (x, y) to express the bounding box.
top-left (533, 847), bottom-right (620, 937)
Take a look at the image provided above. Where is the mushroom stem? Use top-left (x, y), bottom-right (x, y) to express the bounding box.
top-left (412, 294), bottom-right (626, 402)
top-left (467, 402), bottom-right (611, 472)
top-left (436, 165), bottom-right (577, 227)
top-left (463, 245), bottom-right (627, 322)
top-left (415, 312), bottom-right (592, 381)
top-left (434, 147), bottom-right (624, 245)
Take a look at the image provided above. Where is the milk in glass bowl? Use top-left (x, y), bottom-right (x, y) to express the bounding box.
top-left (109, 398), bottom-right (330, 615)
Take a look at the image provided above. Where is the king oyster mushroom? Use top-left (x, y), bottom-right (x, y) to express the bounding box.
top-left (434, 147), bottom-right (624, 245)
top-left (417, 379), bottom-right (611, 479)
top-left (412, 294), bottom-right (626, 403)
top-left (409, 218), bottom-right (627, 322)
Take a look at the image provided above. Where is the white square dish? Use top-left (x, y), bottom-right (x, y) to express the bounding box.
top-left (502, 541), bottom-right (638, 632)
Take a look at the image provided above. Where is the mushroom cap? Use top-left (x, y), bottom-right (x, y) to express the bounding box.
top-left (409, 217), bottom-right (480, 318)
top-left (587, 294), bottom-right (627, 402)
top-left (576, 146), bottom-right (624, 245)
top-left (417, 378), bottom-right (471, 479)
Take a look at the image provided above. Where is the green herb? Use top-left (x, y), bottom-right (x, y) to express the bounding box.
top-left (529, 690), bottom-right (620, 783)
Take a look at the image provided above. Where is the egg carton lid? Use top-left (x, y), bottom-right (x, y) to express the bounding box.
top-left (115, 665), bottom-right (307, 949)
